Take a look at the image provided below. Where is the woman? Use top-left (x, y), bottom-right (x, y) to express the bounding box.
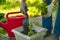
top-left (42, 0), bottom-right (52, 37)
top-left (46, 0), bottom-right (60, 40)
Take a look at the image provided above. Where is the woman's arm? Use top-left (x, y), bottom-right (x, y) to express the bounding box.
top-left (53, 0), bottom-right (58, 5)
top-left (45, 0), bottom-right (58, 17)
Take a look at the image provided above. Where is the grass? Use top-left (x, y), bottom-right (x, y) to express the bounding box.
top-left (0, 27), bottom-right (7, 37)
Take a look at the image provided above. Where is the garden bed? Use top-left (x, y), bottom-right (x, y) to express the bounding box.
top-left (12, 23), bottom-right (47, 40)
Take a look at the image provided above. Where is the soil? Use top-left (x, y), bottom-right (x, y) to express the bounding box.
top-left (21, 16), bottom-right (42, 36)
top-left (21, 30), bottom-right (37, 36)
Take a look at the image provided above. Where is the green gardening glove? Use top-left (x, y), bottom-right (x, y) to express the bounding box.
top-left (23, 19), bottom-right (29, 30)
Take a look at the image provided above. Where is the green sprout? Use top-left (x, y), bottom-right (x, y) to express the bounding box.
top-left (28, 22), bottom-right (36, 36)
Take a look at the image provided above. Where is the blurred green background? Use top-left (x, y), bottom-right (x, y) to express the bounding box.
top-left (0, 0), bottom-right (58, 17)
top-left (0, 0), bottom-right (42, 17)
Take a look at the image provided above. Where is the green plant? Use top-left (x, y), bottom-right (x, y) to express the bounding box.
top-left (0, 18), bottom-right (6, 37)
top-left (0, 13), bottom-right (4, 20)
top-left (1, 1), bottom-right (20, 10)
top-left (33, 21), bottom-right (42, 27)
top-left (0, 27), bottom-right (7, 37)
top-left (40, 2), bottom-right (47, 15)
top-left (0, 18), bottom-right (6, 23)
top-left (28, 22), bottom-right (36, 36)
top-left (28, 7), bottom-right (40, 17)
top-left (0, 0), bottom-right (6, 5)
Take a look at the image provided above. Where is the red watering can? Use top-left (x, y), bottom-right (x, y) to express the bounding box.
top-left (0, 12), bottom-right (25, 37)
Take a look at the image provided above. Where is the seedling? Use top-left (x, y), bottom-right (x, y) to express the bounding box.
top-left (21, 22), bottom-right (36, 36)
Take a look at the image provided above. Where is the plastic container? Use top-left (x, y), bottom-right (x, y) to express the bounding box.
top-left (12, 26), bottom-right (47, 40)
top-left (0, 12), bottom-right (25, 37)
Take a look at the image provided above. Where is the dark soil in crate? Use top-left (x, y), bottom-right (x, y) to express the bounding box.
top-left (21, 30), bottom-right (37, 36)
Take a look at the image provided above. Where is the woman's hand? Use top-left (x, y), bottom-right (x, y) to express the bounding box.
top-left (46, 3), bottom-right (55, 17)
top-left (42, 3), bottom-right (54, 18)
top-left (46, 0), bottom-right (58, 17)
top-left (43, 13), bottom-right (51, 18)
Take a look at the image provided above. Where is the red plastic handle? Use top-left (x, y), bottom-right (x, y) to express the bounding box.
top-left (6, 12), bottom-right (23, 18)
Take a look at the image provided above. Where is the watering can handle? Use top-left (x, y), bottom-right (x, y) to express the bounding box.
top-left (6, 12), bottom-right (22, 18)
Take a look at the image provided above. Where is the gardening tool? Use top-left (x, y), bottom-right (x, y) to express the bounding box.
top-left (0, 12), bottom-right (25, 37)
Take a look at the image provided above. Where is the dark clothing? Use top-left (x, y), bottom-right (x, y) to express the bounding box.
top-left (42, 0), bottom-right (52, 32)
top-left (43, 0), bottom-right (52, 5)
top-left (54, 0), bottom-right (60, 35)
top-left (42, 0), bottom-right (60, 35)
top-left (42, 15), bottom-right (52, 31)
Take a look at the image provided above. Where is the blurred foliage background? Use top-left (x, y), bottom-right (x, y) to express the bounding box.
top-left (0, 0), bottom-right (42, 17)
top-left (0, 0), bottom-right (58, 17)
